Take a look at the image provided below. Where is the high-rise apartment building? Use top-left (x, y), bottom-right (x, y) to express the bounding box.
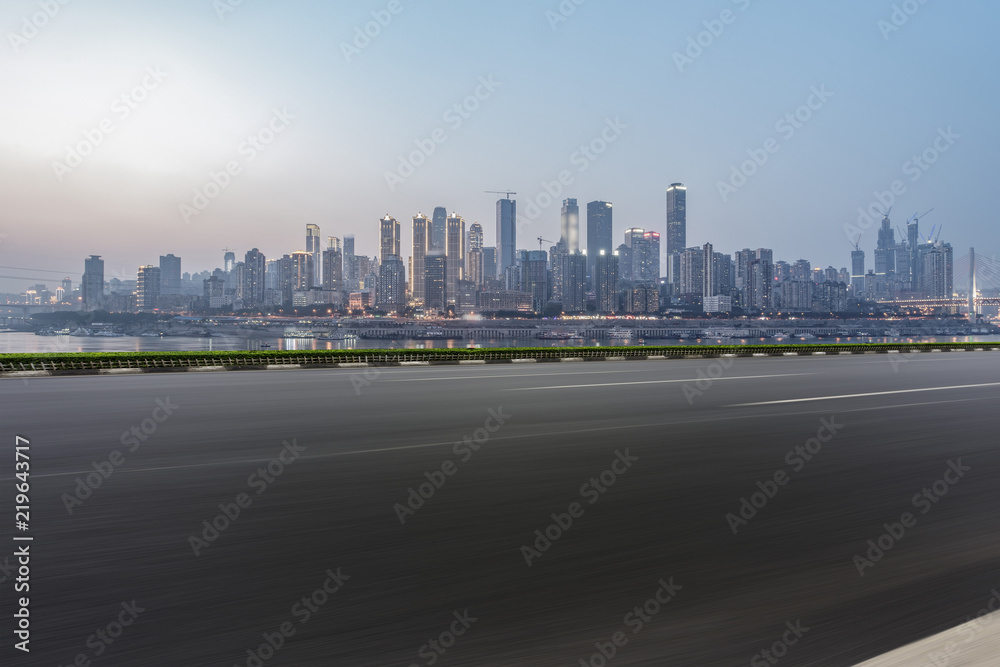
top-left (291, 251), bottom-right (313, 291)
top-left (424, 250), bottom-right (447, 312)
top-left (411, 214), bottom-right (430, 304)
top-left (243, 248), bottom-right (266, 306)
top-left (379, 215), bottom-right (400, 261)
top-left (159, 254), bottom-right (181, 294)
top-left (306, 224), bottom-right (322, 286)
top-left (446, 213), bottom-right (466, 303)
top-left (322, 238), bottom-right (343, 293)
top-left (137, 265), bottom-right (161, 311)
top-left (595, 250), bottom-right (619, 314)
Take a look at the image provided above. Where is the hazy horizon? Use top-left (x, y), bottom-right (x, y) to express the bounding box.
top-left (2, 0), bottom-right (998, 289)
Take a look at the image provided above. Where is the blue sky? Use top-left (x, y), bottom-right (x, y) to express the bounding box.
top-left (1, 0), bottom-right (997, 287)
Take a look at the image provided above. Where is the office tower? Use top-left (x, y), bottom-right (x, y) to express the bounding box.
top-left (82, 255), bottom-right (104, 310)
top-left (377, 256), bottom-right (406, 313)
top-left (431, 206), bottom-right (447, 252)
top-left (425, 250), bottom-right (447, 312)
top-left (642, 231), bottom-right (661, 282)
top-left (702, 243), bottom-right (715, 298)
top-left (224, 250), bottom-right (236, 273)
top-left (411, 214), bottom-right (430, 304)
top-left (595, 250), bottom-right (619, 314)
top-left (379, 215), bottom-right (400, 261)
top-left (446, 213), bottom-right (466, 303)
top-left (496, 197), bottom-right (516, 279)
top-left (874, 213), bottom-right (896, 276)
top-left (560, 198), bottom-right (580, 252)
top-left (291, 251), bottom-right (313, 291)
top-left (243, 248), bottom-right (266, 306)
top-left (586, 201), bottom-right (613, 279)
top-left (623, 228), bottom-right (644, 281)
top-left (666, 183), bottom-right (686, 253)
top-left (137, 265), bottom-right (161, 310)
top-left (343, 234), bottom-right (356, 289)
top-left (562, 251), bottom-right (588, 313)
top-left (158, 254), bottom-right (181, 294)
top-left (523, 250), bottom-right (548, 313)
top-left (468, 221), bottom-right (484, 251)
top-left (61, 277), bottom-right (73, 301)
top-left (679, 247), bottom-right (704, 297)
top-left (322, 238), bottom-right (343, 293)
top-left (617, 243), bottom-right (632, 281)
top-left (482, 248), bottom-right (497, 283)
top-left (468, 248), bottom-right (484, 287)
top-left (306, 224), bottom-right (322, 285)
top-left (851, 249), bottom-right (866, 295)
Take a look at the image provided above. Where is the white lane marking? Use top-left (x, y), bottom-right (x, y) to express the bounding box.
top-left (731, 381), bottom-right (1000, 406)
top-left (387, 368), bottom-right (676, 382)
top-left (17, 393), bottom-right (1000, 480)
top-left (505, 373), bottom-right (814, 391)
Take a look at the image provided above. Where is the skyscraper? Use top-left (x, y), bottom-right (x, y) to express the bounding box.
top-left (851, 249), bottom-right (866, 295)
top-left (560, 198), bottom-right (580, 252)
top-left (523, 250), bottom-right (548, 313)
top-left (666, 183), bottom-right (687, 253)
top-left (425, 250), bottom-right (447, 312)
top-left (137, 265), bottom-right (161, 311)
top-left (446, 213), bottom-right (466, 303)
top-left (702, 243), bottom-right (715, 298)
top-left (82, 255), bottom-right (104, 311)
top-left (322, 238), bottom-right (342, 293)
top-left (343, 235), bottom-right (356, 290)
top-left (159, 254), bottom-right (181, 294)
top-left (379, 215), bottom-right (400, 261)
top-left (482, 248), bottom-right (497, 284)
top-left (496, 197), bottom-right (516, 279)
top-left (468, 221), bottom-right (484, 251)
top-left (243, 248), bottom-right (266, 306)
top-left (411, 214), bottom-right (430, 304)
top-left (306, 224), bottom-right (322, 286)
top-left (431, 207), bottom-right (447, 252)
top-left (642, 231), bottom-right (661, 281)
top-left (377, 256), bottom-right (406, 313)
top-left (562, 251), bottom-right (588, 313)
top-left (874, 212), bottom-right (896, 279)
top-left (224, 250), bottom-right (236, 274)
top-left (595, 250), bottom-right (619, 314)
top-left (586, 201), bottom-right (613, 279)
top-left (291, 251), bottom-right (313, 291)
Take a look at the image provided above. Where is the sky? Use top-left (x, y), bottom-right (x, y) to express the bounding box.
top-left (1, 0), bottom-right (998, 289)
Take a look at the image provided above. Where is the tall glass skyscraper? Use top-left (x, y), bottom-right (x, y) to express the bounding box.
top-left (306, 224), bottom-right (322, 286)
top-left (586, 201), bottom-right (612, 279)
top-left (666, 183), bottom-right (686, 254)
top-left (560, 198), bottom-right (579, 252)
top-left (82, 255), bottom-right (104, 311)
top-left (431, 207), bottom-right (447, 252)
top-left (496, 197), bottom-right (516, 280)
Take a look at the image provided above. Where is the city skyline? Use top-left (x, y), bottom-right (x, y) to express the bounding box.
top-left (2, 1), bottom-right (997, 291)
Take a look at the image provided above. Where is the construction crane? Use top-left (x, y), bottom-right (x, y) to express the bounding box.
top-left (852, 234), bottom-right (862, 251)
top-left (910, 208), bottom-right (934, 241)
top-left (537, 236), bottom-right (556, 250)
top-left (484, 190), bottom-right (517, 199)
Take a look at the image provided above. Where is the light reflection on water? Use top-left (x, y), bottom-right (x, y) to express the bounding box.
top-left (2, 331), bottom-right (999, 354)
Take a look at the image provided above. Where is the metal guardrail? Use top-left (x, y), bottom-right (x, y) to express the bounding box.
top-left (2, 343), bottom-right (998, 373)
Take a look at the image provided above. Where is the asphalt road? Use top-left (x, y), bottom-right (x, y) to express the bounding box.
top-left (1, 353), bottom-right (998, 666)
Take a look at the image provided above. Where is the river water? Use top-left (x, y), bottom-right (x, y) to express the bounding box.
top-left (3, 331), bottom-right (1000, 354)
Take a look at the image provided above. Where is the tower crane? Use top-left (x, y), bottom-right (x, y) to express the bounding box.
top-left (537, 237), bottom-right (557, 250)
top-left (484, 190), bottom-right (517, 199)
